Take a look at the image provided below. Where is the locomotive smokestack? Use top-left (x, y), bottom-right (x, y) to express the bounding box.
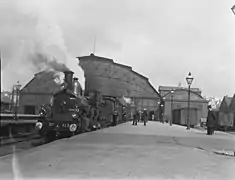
top-left (64, 71), bottom-right (74, 90)
top-left (73, 77), bottom-right (82, 96)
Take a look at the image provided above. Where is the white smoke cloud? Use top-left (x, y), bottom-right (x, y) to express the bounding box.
top-left (53, 71), bottom-right (65, 85)
top-left (7, 0), bottom-right (86, 90)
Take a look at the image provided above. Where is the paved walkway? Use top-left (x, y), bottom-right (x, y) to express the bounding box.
top-left (0, 121), bottom-right (234, 180)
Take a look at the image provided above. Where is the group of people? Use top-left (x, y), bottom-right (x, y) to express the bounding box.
top-left (130, 105), bottom-right (217, 136)
top-left (131, 109), bottom-right (148, 126)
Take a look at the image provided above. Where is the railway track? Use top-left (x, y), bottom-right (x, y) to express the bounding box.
top-left (0, 133), bottom-right (41, 146)
top-left (0, 133), bottom-right (45, 157)
top-left (0, 121), bottom-right (126, 157)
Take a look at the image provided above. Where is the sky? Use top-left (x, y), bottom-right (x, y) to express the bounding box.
top-left (0, 0), bottom-right (235, 98)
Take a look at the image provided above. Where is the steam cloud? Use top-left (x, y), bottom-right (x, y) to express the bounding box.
top-left (30, 53), bottom-right (70, 72)
top-left (1, 0), bottom-right (86, 90)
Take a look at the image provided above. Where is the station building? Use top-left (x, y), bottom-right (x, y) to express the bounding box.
top-left (18, 71), bottom-right (61, 114)
top-left (158, 85), bottom-right (208, 127)
top-left (77, 53), bottom-right (161, 114)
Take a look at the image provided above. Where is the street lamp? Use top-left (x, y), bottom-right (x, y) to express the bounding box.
top-left (157, 101), bottom-right (160, 121)
top-left (159, 97), bottom-right (165, 123)
top-left (186, 72), bottom-right (194, 130)
top-left (170, 90), bottom-right (174, 126)
top-left (13, 81), bottom-right (22, 120)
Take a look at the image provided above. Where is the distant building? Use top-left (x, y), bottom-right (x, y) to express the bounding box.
top-left (158, 86), bottom-right (208, 126)
top-left (218, 95), bottom-right (235, 127)
top-left (229, 94), bottom-right (235, 113)
top-left (19, 71), bottom-right (61, 114)
top-left (0, 91), bottom-right (12, 113)
top-left (159, 85), bottom-right (202, 96)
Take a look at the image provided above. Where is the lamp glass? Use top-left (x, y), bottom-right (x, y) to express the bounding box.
top-left (15, 81), bottom-right (22, 90)
top-left (186, 72), bottom-right (194, 85)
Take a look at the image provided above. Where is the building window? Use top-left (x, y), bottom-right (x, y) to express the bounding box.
top-left (24, 105), bottom-right (36, 114)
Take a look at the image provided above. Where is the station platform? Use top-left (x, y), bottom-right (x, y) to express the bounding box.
top-left (0, 121), bottom-right (234, 180)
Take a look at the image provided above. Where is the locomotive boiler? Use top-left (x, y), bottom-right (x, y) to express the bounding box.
top-left (35, 71), bottom-right (93, 140)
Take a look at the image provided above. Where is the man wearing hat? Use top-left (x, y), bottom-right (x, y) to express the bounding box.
top-left (206, 105), bottom-right (216, 135)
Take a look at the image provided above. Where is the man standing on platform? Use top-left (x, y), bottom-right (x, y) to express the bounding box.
top-left (206, 105), bottom-right (216, 135)
top-left (143, 109), bottom-right (148, 126)
top-left (112, 108), bottom-right (118, 126)
top-left (132, 110), bottom-right (138, 126)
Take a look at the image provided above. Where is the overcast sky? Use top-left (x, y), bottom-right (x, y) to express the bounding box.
top-left (1, 0), bottom-right (235, 97)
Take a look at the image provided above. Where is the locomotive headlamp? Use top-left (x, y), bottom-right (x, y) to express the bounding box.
top-left (69, 124), bottom-right (77, 132)
top-left (72, 113), bottom-right (78, 119)
top-left (39, 110), bottom-right (46, 117)
top-left (39, 106), bottom-right (47, 117)
top-left (35, 122), bottom-right (43, 130)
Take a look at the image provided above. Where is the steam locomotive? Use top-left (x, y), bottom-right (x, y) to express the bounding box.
top-left (35, 70), bottom-right (129, 141)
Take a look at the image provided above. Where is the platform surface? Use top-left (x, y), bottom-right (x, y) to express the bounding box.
top-left (0, 121), bottom-right (235, 180)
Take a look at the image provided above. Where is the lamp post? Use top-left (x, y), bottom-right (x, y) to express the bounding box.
top-left (157, 101), bottom-right (160, 121)
top-left (160, 97), bottom-right (165, 123)
top-left (186, 72), bottom-right (194, 130)
top-left (170, 90), bottom-right (174, 126)
top-left (13, 81), bottom-right (22, 120)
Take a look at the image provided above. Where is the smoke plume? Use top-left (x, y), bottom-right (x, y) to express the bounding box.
top-left (1, 0), bottom-right (86, 90)
top-left (30, 53), bottom-right (70, 72)
top-left (53, 71), bottom-right (65, 85)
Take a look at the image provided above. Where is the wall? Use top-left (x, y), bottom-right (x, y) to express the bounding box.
top-left (164, 100), bottom-right (208, 121)
top-left (162, 89), bottom-right (208, 124)
top-left (19, 93), bottom-right (52, 114)
top-left (134, 97), bottom-right (159, 111)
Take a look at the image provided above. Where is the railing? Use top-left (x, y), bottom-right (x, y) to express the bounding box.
top-left (0, 113), bottom-right (40, 120)
top-left (0, 114), bottom-right (40, 127)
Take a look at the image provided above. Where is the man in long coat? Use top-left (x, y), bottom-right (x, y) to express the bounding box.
top-left (143, 109), bottom-right (148, 126)
top-left (132, 110), bottom-right (138, 126)
top-left (206, 105), bottom-right (216, 135)
top-left (112, 109), bottom-right (118, 126)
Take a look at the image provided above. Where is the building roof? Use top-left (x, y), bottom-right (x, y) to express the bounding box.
top-left (77, 53), bottom-right (160, 99)
top-left (161, 88), bottom-right (207, 102)
top-left (219, 95), bottom-right (233, 112)
top-left (159, 86), bottom-right (201, 95)
top-left (228, 94), bottom-right (235, 112)
top-left (224, 96), bottom-right (233, 106)
top-left (20, 70), bottom-right (61, 94)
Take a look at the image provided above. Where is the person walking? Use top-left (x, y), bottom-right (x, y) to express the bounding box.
top-left (131, 111), bottom-right (135, 125)
top-left (143, 109), bottom-right (148, 126)
top-left (206, 105), bottom-right (216, 135)
top-left (112, 109), bottom-right (118, 126)
top-left (132, 110), bottom-right (138, 126)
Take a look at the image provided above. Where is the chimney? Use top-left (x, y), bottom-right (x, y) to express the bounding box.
top-left (64, 71), bottom-right (74, 90)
